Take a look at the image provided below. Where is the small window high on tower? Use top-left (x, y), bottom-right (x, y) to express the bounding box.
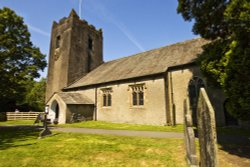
top-left (88, 37), bottom-right (93, 50)
top-left (56, 35), bottom-right (61, 48)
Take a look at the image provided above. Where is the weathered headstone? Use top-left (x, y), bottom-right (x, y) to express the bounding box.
top-left (197, 88), bottom-right (218, 167)
top-left (183, 99), bottom-right (198, 166)
top-left (39, 109), bottom-right (52, 139)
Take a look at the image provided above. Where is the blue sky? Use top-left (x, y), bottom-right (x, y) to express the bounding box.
top-left (0, 0), bottom-right (197, 78)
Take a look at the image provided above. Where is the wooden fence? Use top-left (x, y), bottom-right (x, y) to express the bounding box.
top-left (6, 112), bottom-right (41, 120)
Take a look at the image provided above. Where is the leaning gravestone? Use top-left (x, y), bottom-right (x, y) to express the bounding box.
top-left (183, 99), bottom-right (198, 167)
top-left (197, 88), bottom-right (218, 167)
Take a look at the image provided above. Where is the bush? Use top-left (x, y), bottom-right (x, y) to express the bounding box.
top-left (0, 112), bottom-right (7, 122)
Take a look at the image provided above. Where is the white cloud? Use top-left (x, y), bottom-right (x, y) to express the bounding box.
top-left (27, 24), bottom-right (50, 38)
top-left (113, 21), bottom-right (145, 52)
top-left (88, 0), bottom-right (145, 52)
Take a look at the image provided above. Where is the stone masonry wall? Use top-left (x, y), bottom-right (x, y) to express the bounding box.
top-left (95, 77), bottom-right (167, 125)
top-left (46, 11), bottom-right (103, 102)
top-left (167, 66), bottom-right (202, 124)
top-left (167, 65), bottom-right (225, 126)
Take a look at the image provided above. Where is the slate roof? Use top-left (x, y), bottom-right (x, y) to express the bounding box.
top-left (57, 92), bottom-right (93, 104)
top-left (66, 38), bottom-right (208, 89)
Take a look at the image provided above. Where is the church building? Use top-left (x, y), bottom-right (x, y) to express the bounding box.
top-left (46, 10), bottom-right (228, 126)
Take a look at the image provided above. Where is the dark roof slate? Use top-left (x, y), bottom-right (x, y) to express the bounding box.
top-left (57, 92), bottom-right (93, 104)
top-left (66, 38), bottom-right (208, 89)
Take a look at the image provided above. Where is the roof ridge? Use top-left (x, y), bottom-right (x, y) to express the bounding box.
top-left (65, 73), bottom-right (88, 90)
top-left (64, 37), bottom-right (206, 90)
top-left (103, 37), bottom-right (202, 64)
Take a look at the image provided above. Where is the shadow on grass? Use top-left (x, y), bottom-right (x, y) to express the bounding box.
top-left (193, 127), bottom-right (250, 159)
top-left (0, 126), bottom-right (41, 150)
top-left (217, 127), bottom-right (250, 159)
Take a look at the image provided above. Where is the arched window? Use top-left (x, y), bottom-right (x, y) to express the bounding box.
top-left (139, 91), bottom-right (144, 105)
top-left (188, 77), bottom-right (205, 100)
top-left (132, 92), bottom-right (137, 105)
top-left (103, 94), bottom-right (107, 106)
top-left (130, 84), bottom-right (145, 106)
top-left (107, 94), bottom-right (112, 106)
top-left (188, 77), bottom-right (205, 125)
top-left (102, 88), bottom-right (112, 107)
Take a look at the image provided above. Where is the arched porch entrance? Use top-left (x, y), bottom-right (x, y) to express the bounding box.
top-left (50, 100), bottom-right (60, 123)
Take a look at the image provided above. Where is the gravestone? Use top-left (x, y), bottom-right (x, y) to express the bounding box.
top-left (197, 88), bottom-right (218, 167)
top-left (39, 110), bottom-right (52, 139)
top-left (183, 99), bottom-right (198, 166)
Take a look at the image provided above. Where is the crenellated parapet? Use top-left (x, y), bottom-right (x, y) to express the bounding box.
top-left (52, 9), bottom-right (102, 36)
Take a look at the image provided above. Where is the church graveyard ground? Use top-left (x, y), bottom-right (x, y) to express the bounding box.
top-left (0, 120), bottom-right (249, 167)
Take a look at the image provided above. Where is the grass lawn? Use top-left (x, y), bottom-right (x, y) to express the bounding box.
top-left (0, 127), bottom-right (186, 167)
top-left (0, 120), bottom-right (35, 126)
top-left (0, 120), bottom-right (184, 132)
top-left (0, 122), bottom-right (248, 167)
top-left (57, 121), bottom-right (184, 132)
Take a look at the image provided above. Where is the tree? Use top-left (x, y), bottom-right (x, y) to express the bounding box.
top-left (177, 0), bottom-right (250, 121)
top-left (25, 78), bottom-right (46, 112)
top-left (0, 7), bottom-right (46, 111)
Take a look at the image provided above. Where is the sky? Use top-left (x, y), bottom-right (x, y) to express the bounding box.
top-left (0, 0), bottom-right (197, 79)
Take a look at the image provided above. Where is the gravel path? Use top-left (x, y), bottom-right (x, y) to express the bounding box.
top-left (52, 127), bottom-right (184, 139)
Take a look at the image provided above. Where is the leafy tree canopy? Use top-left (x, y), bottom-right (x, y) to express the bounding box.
top-left (178, 0), bottom-right (250, 121)
top-left (0, 7), bottom-right (47, 111)
top-left (25, 78), bottom-right (46, 112)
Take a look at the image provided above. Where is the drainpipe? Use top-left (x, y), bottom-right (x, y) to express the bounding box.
top-left (164, 75), bottom-right (168, 125)
top-left (94, 87), bottom-right (97, 121)
top-left (170, 71), bottom-right (176, 126)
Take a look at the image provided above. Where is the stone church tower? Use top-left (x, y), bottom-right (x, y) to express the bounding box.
top-left (46, 10), bottom-right (103, 101)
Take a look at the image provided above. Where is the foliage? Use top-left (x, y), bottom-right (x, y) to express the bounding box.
top-left (0, 7), bottom-right (46, 112)
top-left (0, 112), bottom-right (6, 121)
top-left (177, 0), bottom-right (250, 121)
top-left (25, 78), bottom-right (46, 112)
